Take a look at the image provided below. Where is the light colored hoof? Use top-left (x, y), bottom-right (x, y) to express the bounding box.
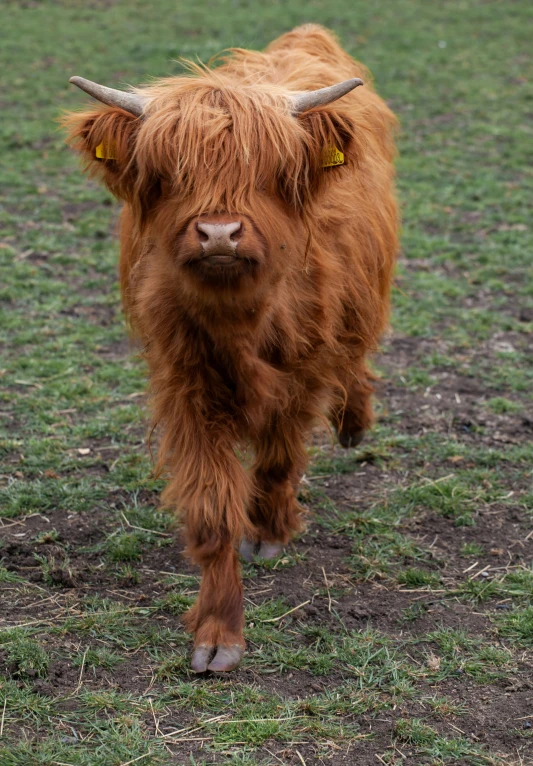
top-left (257, 541), bottom-right (283, 559)
top-left (191, 644), bottom-right (214, 673)
top-left (240, 539), bottom-right (284, 562)
top-left (240, 538), bottom-right (258, 562)
top-left (207, 644), bottom-right (244, 672)
top-left (191, 643), bottom-right (244, 673)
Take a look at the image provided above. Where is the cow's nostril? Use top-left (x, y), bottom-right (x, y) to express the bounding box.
top-left (229, 223), bottom-right (243, 241)
top-left (196, 224), bottom-right (209, 244)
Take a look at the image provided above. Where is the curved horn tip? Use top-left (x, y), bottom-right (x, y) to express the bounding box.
top-left (291, 77), bottom-right (364, 115)
top-left (68, 75), bottom-right (145, 117)
top-left (69, 76), bottom-right (96, 89)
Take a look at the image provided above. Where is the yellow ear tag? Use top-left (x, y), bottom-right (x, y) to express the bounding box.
top-left (95, 141), bottom-right (117, 160)
top-left (322, 145), bottom-right (344, 168)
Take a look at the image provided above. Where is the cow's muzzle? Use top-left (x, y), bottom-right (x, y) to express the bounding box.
top-left (196, 220), bottom-right (243, 265)
top-left (176, 213), bottom-right (265, 280)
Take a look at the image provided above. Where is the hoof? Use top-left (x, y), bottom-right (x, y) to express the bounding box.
top-left (257, 541), bottom-right (283, 559)
top-left (191, 643), bottom-right (244, 673)
top-left (240, 539), bottom-right (284, 562)
top-left (337, 428), bottom-right (365, 449)
top-left (239, 538), bottom-right (258, 563)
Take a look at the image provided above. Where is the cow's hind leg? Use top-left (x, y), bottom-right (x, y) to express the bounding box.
top-left (243, 413), bottom-right (308, 561)
top-left (331, 364), bottom-right (374, 448)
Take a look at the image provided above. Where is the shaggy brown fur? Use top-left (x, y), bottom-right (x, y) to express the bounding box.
top-left (63, 24), bottom-right (398, 671)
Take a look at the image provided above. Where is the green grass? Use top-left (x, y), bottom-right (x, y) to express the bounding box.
top-left (461, 542), bottom-right (484, 557)
top-left (106, 531), bottom-right (143, 562)
top-left (422, 627), bottom-right (512, 683)
top-left (485, 397), bottom-right (522, 415)
top-left (2, 634), bottom-right (50, 679)
top-left (397, 567), bottom-right (441, 588)
top-left (496, 605), bottom-right (533, 647)
top-left (1, 0), bottom-right (532, 763)
top-left (394, 718), bottom-right (490, 764)
top-left (73, 647), bottom-right (124, 671)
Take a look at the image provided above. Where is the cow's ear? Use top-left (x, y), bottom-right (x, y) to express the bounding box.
top-left (298, 108), bottom-right (361, 189)
top-left (62, 107), bottom-right (141, 200)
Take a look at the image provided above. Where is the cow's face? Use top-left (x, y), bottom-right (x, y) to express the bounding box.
top-left (64, 75), bottom-right (360, 296)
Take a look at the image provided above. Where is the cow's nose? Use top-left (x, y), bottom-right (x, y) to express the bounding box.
top-left (196, 221), bottom-right (243, 256)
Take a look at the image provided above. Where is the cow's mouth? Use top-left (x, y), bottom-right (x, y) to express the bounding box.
top-left (203, 254), bottom-right (239, 266)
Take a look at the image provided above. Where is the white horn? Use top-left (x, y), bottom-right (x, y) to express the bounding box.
top-left (290, 78), bottom-right (363, 115)
top-left (69, 76), bottom-right (146, 117)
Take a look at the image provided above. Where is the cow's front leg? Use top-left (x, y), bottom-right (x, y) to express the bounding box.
top-left (162, 417), bottom-right (250, 672)
top-left (186, 542), bottom-right (245, 672)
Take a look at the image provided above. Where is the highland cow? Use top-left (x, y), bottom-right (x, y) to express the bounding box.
top-left (64, 24), bottom-right (398, 672)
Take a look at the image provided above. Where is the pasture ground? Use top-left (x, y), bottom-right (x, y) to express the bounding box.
top-left (1, 1), bottom-right (532, 764)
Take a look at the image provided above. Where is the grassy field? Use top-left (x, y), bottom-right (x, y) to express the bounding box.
top-left (1, 0), bottom-right (533, 764)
